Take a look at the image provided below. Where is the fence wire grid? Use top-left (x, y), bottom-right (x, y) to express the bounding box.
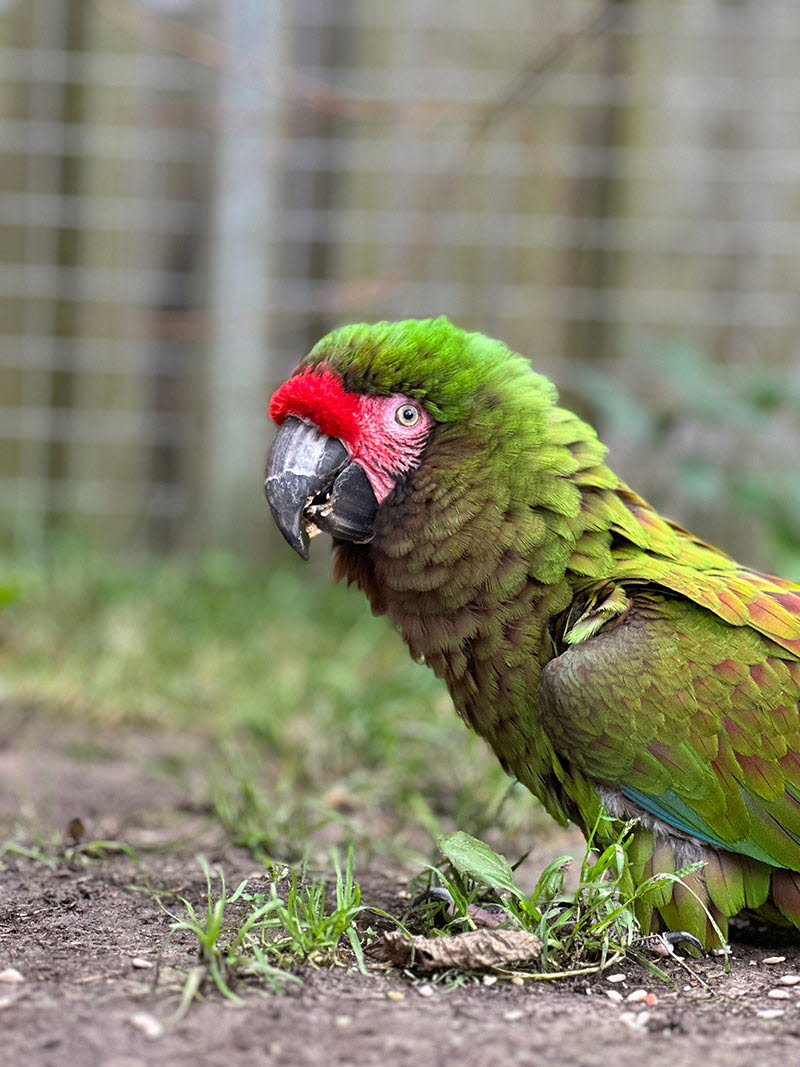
top-left (3, 0), bottom-right (800, 565)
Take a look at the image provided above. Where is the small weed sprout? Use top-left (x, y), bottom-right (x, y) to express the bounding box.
top-left (411, 818), bottom-right (714, 981)
top-left (0, 831), bottom-right (139, 870)
top-left (164, 848), bottom-right (366, 1014)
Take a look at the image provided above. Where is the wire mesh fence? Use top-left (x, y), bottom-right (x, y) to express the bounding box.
top-left (3, 0), bottom-right (800, 564)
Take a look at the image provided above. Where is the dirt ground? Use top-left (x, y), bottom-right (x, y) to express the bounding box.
top-left (3, 711), bottom-right (800, 1066)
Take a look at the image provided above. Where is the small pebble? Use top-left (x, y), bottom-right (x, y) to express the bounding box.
top-left (131, 958), bottom-right (153, 970)
top-left (0, 969), bottom-right (24, 984)
top-left (0, 996), bottom-right (16, 1012)
top-left (482, 975), bottom-right (497, 987)
top-left (334, 1015), bottom-right (352, 1028)
top-left (645, 994), bottom-right (658, 1007)
top-left (780, 975), bottom-right (800, 986)
top-left (626, 989), bottom-right (649, 1003)
top-left (757, 1009), bottom-right (785, 1020)
top-left (503, 1010), bottom-right (524, 1022)
top-left (768, 989), bottom-right (791, 1000)
top-left (619, 1011), bottom-right (650, 1031)
top-left (129, 1012), bottom-right (164, 1040)
top-left (417, 984), bottom-right (434, 998)
top-left (510, 976), bottom-right (525, 987)
top-left (764, 956), bottom-right (786, 965)
top-left (606, 973), bottom-right (627, 984)
top-left (387, 991), bottom-right (404, 1001)
top-left (605, 990), bottom-right (624, 1003)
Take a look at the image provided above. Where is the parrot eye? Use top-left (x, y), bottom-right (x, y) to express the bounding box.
top-left (395, 403), bottom-right (420, 427)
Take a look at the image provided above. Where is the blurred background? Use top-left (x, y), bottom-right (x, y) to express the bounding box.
top-left (4, 0), bottom-right (800, 877)
top-left (4, 0), bottom-right (800, 569)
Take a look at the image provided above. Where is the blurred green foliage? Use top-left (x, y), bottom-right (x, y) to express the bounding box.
top-left (568, 335), bottom-right (800, 577)
top-left (0, 541), bottom-right (548, 864)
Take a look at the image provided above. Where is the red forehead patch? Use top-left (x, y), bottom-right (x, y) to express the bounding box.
top-left (269, 367), bottom-right (362, 446)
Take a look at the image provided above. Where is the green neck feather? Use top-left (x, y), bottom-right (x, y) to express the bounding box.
top-left (323, 318), bottom-right (681, 820)
top-left (326, 328), bottom-right (623, 819)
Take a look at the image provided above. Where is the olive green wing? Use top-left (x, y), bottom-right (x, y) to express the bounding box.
top-left (539, 592), bottom-right (800, 873)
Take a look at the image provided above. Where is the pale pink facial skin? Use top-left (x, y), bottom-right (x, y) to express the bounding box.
top-left (269, 369), bottom-right (434, 504)
top-left (347, 393), bottom-right (434, 502)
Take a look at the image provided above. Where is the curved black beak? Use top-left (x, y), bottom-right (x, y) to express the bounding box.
top-left (265, 416), bottom-right (378, 559)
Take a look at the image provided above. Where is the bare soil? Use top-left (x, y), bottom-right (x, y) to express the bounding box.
top-left (3, 709), bottom-right (800, 1066)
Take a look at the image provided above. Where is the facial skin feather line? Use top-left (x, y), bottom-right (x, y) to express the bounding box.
top-left (265, 316), bottom-right (800, 949)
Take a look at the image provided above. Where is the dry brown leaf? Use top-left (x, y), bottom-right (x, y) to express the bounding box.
top-left (377, 929), bottom-right (542, 971)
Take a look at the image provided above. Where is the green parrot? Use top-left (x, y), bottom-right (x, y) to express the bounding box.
top-left (265, 317), bottom-right (800, 947)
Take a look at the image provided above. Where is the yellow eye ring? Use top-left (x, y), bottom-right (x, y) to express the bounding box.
top-left (395, 404), bottom-right (420, 427)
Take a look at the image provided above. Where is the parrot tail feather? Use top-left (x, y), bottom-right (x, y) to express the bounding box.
top-left (770, 869), bottom-right (800, 929)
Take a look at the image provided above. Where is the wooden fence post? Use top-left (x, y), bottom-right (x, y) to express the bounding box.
top-left (204, 0), bottom-right (283, 550)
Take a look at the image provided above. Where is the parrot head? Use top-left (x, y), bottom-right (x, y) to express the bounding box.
top-left (265, 317), bottom-right (547, 559)
top-left (266, 364), bottom-right (435, 557)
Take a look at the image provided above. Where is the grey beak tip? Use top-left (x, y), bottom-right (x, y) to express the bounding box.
top-left (265, 474), bottom-right (311, 560)
top-left (276, 521), bottom-right (310, 561)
